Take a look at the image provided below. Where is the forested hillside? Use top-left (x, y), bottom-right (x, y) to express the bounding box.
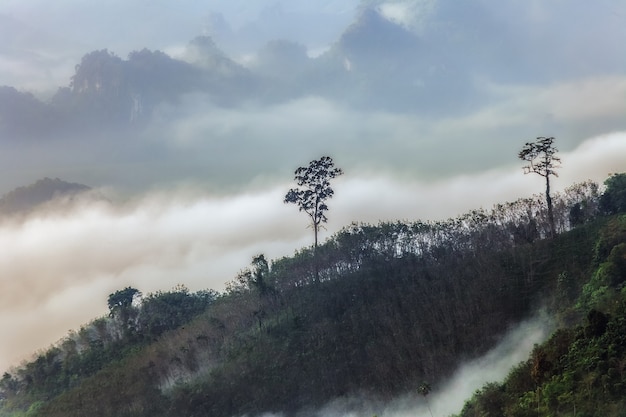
top-left (1, 173), bottom-right (625, 417)
top-left (455, 216), bottom-right (626, 416)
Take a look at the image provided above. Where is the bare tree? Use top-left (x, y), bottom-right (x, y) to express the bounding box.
top-left (285, 156), bottom-right (343, 282)
top-left (518, 136), bottom-right (561, 238)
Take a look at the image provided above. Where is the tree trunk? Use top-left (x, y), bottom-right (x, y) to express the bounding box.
top-left (546, 174), bottom-right (555, 238)
top-left (313, 222), bottom-right (319, 284)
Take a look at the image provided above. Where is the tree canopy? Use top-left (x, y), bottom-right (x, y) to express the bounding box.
top-left (284, 156), bottom-right (343, 249)
top-left (107, 287), bottom-right (141, 315)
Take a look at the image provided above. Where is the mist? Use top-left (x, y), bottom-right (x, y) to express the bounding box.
top-left (252, 312), bottom-right (552, 417)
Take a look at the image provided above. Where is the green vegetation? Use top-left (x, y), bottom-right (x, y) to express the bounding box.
top-left (453, 174), bottom-right (626, 417)
top-left (0, 174), bottom-right (624, 417)
top-left (455, 218), bottom-right (626, 416)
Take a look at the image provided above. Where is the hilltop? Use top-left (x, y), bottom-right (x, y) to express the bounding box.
top-left (0, 178), bottom-right (90, 216)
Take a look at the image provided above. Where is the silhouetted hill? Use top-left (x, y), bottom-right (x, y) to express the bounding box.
top-left (0, 177), bottom-right (91, 215)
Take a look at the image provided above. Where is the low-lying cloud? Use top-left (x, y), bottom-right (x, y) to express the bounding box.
top-left (136, 74), bottom-right (626, 192)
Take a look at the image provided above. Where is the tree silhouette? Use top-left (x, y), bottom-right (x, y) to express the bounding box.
top-left (418, 381), bottom-right (434, 417)
top-left (285, 156), bottom-right (343, 282)
top-left (518, 136), bottom-right (561, 238)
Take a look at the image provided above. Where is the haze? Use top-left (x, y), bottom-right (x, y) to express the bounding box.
top-left (1, 0), bottom-right (625, 396)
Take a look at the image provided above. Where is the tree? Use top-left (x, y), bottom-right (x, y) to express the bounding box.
top-left (285, 156), bottom-right (343, 282)
top-left (518, 136), bottom-right (561, 238)
top-left (418, 381), bottom-right (434, 417)
top-left (227, 254), bottom-right (272, 296)
top-left (600, 173), bottom-right (626, 215)
top-left (107, 287), bottom-right (141, 313)
top-left (249, 254), bottom-right (271, 295)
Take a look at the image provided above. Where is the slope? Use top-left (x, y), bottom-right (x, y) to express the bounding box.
top-left (0, 176), bottom-right (614, 417)
top-left (455, 214), bottom-right (626, 417)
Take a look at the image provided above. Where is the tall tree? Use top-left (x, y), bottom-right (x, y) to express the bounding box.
top-left (285, 156), bottom-right (343, 282)
top-left (518, 136), bottom-right (561, 238)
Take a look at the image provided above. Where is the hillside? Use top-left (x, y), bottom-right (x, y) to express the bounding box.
top-left (0, 174), bottom-right (624, 417)
top-left (455, 215), bottom-right (626, 417)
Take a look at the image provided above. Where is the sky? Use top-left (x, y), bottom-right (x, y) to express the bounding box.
top-left (1, 0), bottom-right (625, 401)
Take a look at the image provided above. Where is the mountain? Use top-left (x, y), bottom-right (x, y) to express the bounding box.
top-left (1, 1), bottom-right (623, 140)
top-left (0, 6), bottom-right (480, 138)
top-left (332, 8), bottom-right (421, 66)
top-left (0, 86), bottom-right (59, 138)
top-left (1, 175), bottom-right (624, 417)
top-left (0, 177), bottom-right (91, 216)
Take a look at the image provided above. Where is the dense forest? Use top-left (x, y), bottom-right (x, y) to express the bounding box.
top-left (1, 172), bottom-right (624, 417)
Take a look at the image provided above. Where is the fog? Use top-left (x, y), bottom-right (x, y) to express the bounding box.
top-left (293, 313), bottom-right (552, 417)
top-left (0, 0), bottom-right (625, 404)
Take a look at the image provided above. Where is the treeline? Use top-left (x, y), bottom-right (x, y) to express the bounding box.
top-left (0, 174), bottom-right (624, 417)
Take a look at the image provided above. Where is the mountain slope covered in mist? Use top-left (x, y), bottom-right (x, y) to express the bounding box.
top-left (1, 174), bottom-right (625, 417)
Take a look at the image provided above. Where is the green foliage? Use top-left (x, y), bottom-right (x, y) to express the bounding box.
top-left (137, 285), bottom-right (217, 339)
top-left (107, 287), bottom-right (141, 314)
top-left (600, 173), bottom-right (626, 215)
top-left (593, 215), bottom-right (626, 261)
top-left (455, 218), bottom-right (626, 417)
top-left (579, 218), bottom-right (626, 312)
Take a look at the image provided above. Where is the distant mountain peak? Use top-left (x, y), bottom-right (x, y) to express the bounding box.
top-left (0, 177), bottom-right (91, 216)
top-left (185, 35), bottom-right (245, 75)
top-left (339, 7), bottom-right (419, 51)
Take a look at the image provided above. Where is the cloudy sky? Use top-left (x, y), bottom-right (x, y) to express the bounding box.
top-left (1, 0), bottom-right (625, 382)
